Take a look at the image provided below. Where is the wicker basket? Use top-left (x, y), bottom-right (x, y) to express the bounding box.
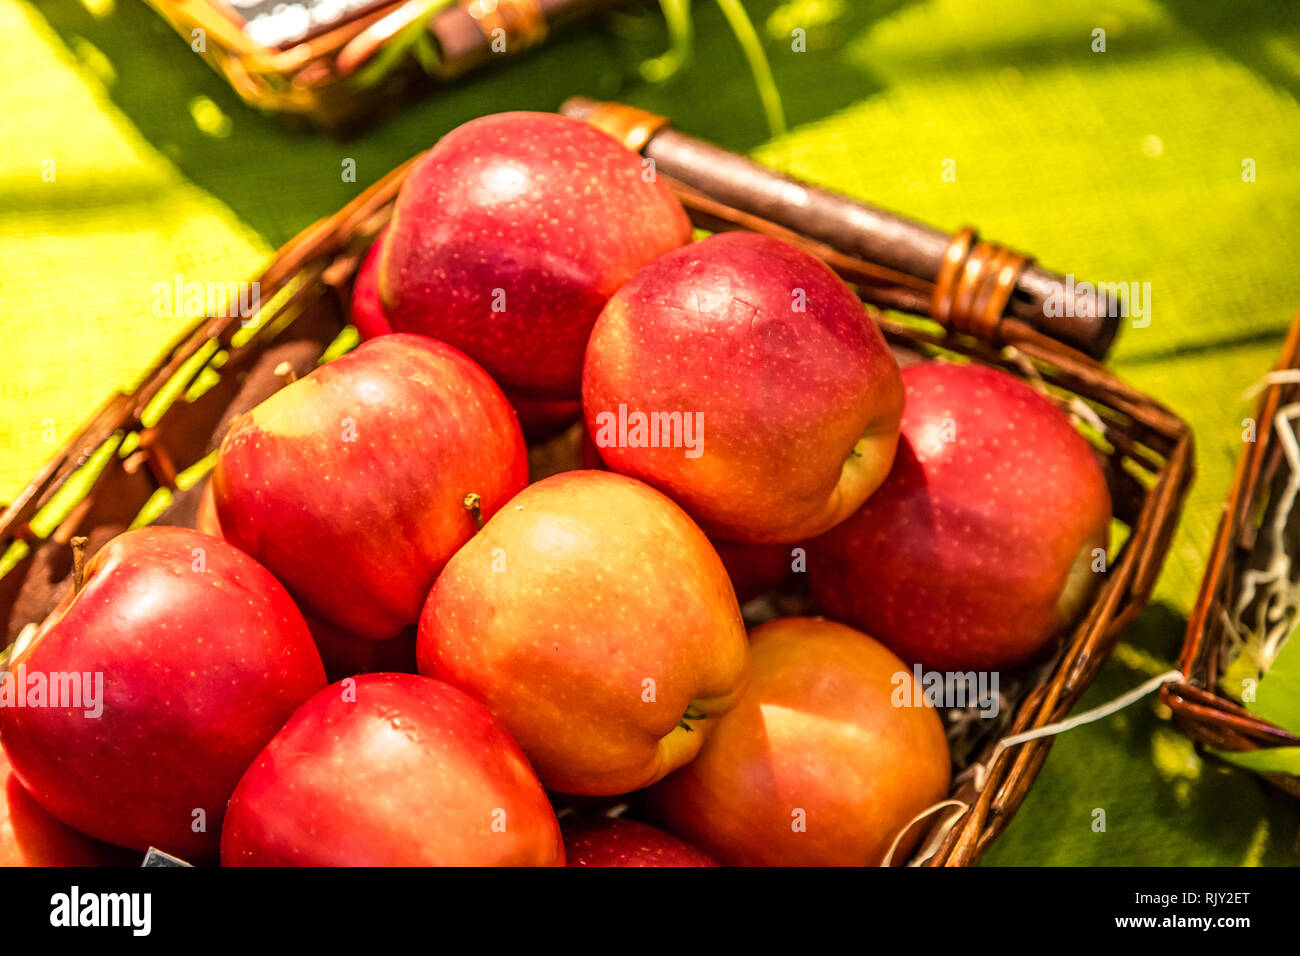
top-left (142, 0), bottom-right (622, 128)
top-left (1162, 305), bottom-right (1300, 799)
top-left (0, 109), bottom-right (1194, 866)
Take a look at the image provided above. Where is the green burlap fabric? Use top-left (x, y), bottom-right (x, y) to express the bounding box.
top-left (3, 0), bottom-right (1299, 864)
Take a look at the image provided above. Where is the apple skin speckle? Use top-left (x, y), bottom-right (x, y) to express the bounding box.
top-left (807, 361), bottom-right (1113, 672)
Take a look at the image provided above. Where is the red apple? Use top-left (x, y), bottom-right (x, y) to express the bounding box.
top-left (221, 673), bottom-right (564, 866)
top-left (808, 361), bottom-right (1112, 671)
top-left (648, 617), bottom-right (950, 866)
top-left (417, 470), bottom-right (749, 796)
top-left (213, 333), bottom-right (528, 641)
top-left (350, 226), bottom-right (393, 340)
top-left (380, 111), bottom-right (693, 399)
top-left (0, 527), bottom-right (326, 858)
top-left (350, 235), bottom-right (580, 440)
top-left (561, 816), bottom-right (717, 867)
top-left (0, 745), bottom-right (134, 867)
top-left (582, 231), bottom-right (904, 544)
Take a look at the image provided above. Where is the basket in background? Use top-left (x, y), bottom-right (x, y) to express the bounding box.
top-left (142, 0), bottom-right (621, 129)
top-left (1162, 305), bottom-right (1300, 799)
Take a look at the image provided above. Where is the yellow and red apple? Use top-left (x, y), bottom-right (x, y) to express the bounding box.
top-left (648, 617), bottom-right (950, 866)
top-left (417, 470), bottom-right (749, 796)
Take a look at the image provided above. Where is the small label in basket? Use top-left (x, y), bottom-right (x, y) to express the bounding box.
top-left (141, 847), bottom-right (193, 867)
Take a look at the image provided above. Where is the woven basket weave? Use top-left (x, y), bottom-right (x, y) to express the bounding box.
top-left (0, 115), bottom-right (1194, 865)
top-left (143, 0), bottom-right (621, 128)
top-left (1162, 305), bottom-right (1300, 799)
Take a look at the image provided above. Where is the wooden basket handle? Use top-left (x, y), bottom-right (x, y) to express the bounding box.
top-left (562, 97), bottom-right (1121, 360)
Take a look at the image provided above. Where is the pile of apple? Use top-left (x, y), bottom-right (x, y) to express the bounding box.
top-left (0, 112), bottom-right (1112, 867)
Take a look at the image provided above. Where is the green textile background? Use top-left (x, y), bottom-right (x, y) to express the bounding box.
top-left (3, 0), bottom-right (1300, 864)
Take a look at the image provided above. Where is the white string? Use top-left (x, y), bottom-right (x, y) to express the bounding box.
top-left (1241, 369), bottom-right (1300, 401)
top-left (1067, 397), bottom-right (1109, 437)
top-left (882, 668), bottom-right (1185, 867)
top-left (879, 799), bottom-right (968, 868)
top-left (1002, 346), bottom-right (1048, 393)
top-left (1231, 402), bottom-right (1300, 675)
top-left (971, 668), bottom-right (1185, 791)
top-left (1002, 345), bottom-right (1108, 436)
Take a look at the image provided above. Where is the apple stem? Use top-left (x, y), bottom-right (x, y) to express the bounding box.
top-left (273, 361), bottom-right (298, 386)
top-left (71, 536), bottom-right (88, 594)
top-left (463, 493), bottom-right (484, 530)
top-left (678, 706), bottom-right (707, 732)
